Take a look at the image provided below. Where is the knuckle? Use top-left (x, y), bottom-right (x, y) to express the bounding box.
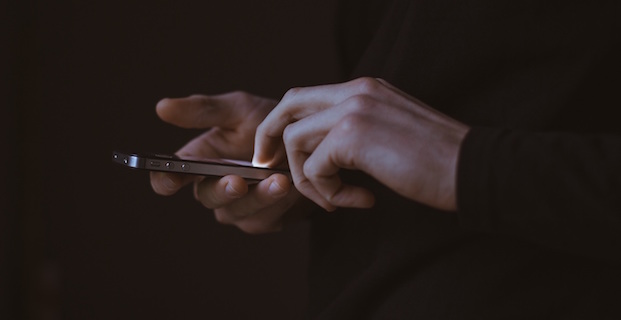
top-left (352, 77), bottom-right (382, 94)
top-left (229, 90), bottom-right (252, 103)
top-left (282, 87), bottom-right (303, 101)
top-left (343, 95), bottom-right (374, 114)
top-left (328, 114), bottom-right (369, 153)
top-left (336, 113), bottom-right (370, 134)
top-left (302, 160), bottom-right (319, 179)
top-left (282, 123), bottom-right (298, 145)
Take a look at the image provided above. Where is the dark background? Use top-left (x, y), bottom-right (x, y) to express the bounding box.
top-left (2, 1), bottom-right (340, 319)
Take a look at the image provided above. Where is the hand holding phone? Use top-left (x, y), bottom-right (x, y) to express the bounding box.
top-left (127, 92), bottom-right (300, 234)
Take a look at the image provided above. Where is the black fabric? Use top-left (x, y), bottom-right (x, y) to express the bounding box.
top-left (309, 0), bottom-right (621, 319)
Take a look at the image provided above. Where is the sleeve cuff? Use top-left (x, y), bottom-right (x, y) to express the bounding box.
top-left (456, 126), bottom-right (508, 233)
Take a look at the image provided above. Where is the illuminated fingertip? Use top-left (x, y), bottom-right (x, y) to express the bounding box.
top-left (251, 158), bottom-right (270, 168)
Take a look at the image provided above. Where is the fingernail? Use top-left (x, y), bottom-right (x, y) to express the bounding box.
top-left (268, 181), bottom-right (287, 198)
top-left (226, 183), bottom-right (243, 199)
top-left (252, 158), bottom-right (269, 168)
top-left (163, 177), bottom-right (177, 190)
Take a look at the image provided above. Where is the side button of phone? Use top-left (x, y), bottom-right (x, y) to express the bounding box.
top-left (181, 163), bottom-right (190, 171)
top-left (166, 162), bottom-right (174, 170)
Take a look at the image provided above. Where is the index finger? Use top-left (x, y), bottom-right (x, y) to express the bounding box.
top-left (251, 83), bottom-right (348, 167)
top-left (252, 78), bottom-right (393, 167)
top-left (156, 93), bottom-right (246, 130)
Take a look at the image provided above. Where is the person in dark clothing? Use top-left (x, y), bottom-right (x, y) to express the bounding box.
top-left (151, 0), bottom-right (621, 318)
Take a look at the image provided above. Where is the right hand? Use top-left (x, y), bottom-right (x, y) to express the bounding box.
top-left (253, 78), bottom-right (468, 212)
top-left (149, 92), bottom-right (303, 234)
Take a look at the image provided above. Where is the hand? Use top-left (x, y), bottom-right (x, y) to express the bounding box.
top-left (253, 78), bottom-right (470, 212)
top-left (150, 92), bottom-right (303, 234)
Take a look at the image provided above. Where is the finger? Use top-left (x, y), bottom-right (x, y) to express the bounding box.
top-left (281, 93), bottom-right (396, 175)
top-left (301, 117), bottom-right (376, 209)
top-left (176, 130), bottom-right (225, 159)
top-left (226, 188), bottom-right (302, 234)
top-left (195, 175), bottom-right (248, 209)
top-left (281, 127), bottom-right (331, 211)
top-left (175, 125), bottom-right (251, 161)
top-left (156, 95), bottom-right (224, 129)
top-left (150, 171), bottom-right (201, 196)
top-left (304, 143), bottom-right (376, 209)
top-left (281, 116), bottom-right (332, 211)
top-left (156, 92), bottom-right (259, 130)
top-left (284, 91), bottom-right (405, 151)
top-left (253, 79), bottom-right (375, 166)
top-left (280, 100), bottom-right (387, 211)
top-left (283, 138), bottom-right (336, 212)
top-left (251, 86), bottom-right (334, 167)
top-left (212, 173), bottom-right (293, 223)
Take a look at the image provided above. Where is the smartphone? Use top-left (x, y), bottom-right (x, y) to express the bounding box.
top-left (112, 151), bottom-right (290, 180)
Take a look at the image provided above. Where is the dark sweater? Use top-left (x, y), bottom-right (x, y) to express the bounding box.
top-left (308, 0), bottom-right (621, 318)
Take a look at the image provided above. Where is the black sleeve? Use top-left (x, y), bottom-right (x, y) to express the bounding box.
top-left (457, 127), bottom-right (621, 262)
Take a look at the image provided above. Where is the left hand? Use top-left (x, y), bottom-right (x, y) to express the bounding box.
top-left (253, 77), bottom-right (470, 212)
top-left (150, 92), bottom-right (303, 234)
